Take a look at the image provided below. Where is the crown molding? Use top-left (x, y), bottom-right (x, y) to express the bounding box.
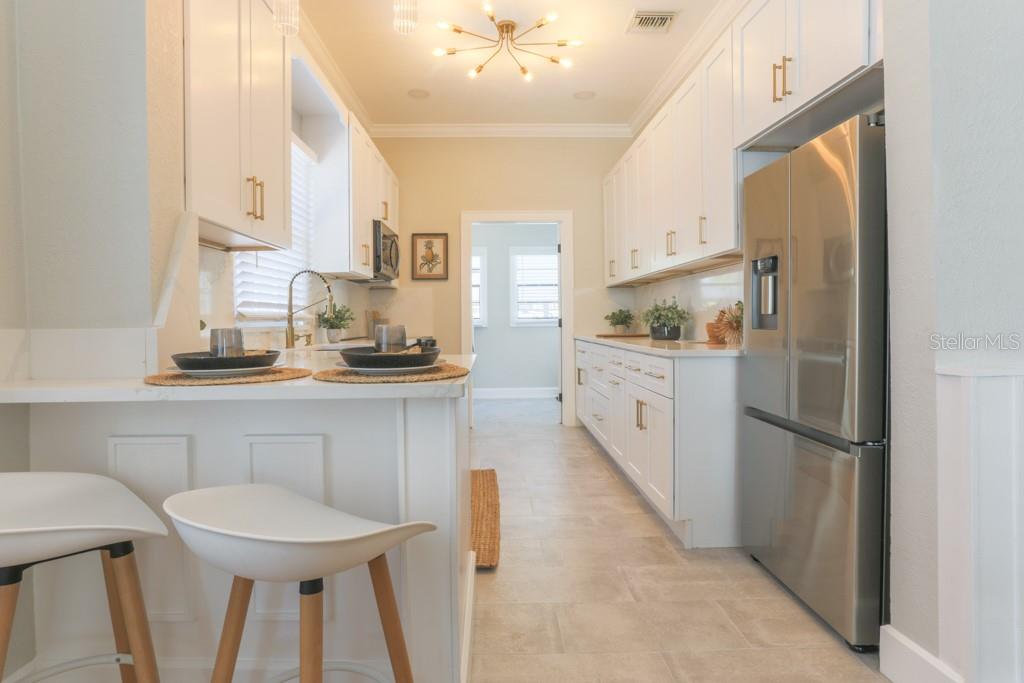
top-left (297, 9), bottom-right (373, 128)
top-left (627, 0), bottom-right (748, 135)
top-left (368, 123), bottom-right (634, 139)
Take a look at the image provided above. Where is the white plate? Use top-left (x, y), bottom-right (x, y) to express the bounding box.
top-left (336, 362), bottom-right (438, 376)
top-left (168, 366), bottom-right (278, 379)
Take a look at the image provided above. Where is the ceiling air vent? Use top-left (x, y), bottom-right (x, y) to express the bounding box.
top-left (627, 10), bottom-right (677, 34)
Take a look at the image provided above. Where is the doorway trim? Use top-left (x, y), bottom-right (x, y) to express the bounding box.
top-left (460, 210), bottom-right (576, 426)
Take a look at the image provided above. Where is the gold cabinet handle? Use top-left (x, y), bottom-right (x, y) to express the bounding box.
top-left (781, 56), bottom-right (793, 97)
top-left (382, 200), bottom-right (389, 221)
top-left (361, 244), bottom-right (371, 266)
top-left (640, 401), bottom-right (647, 431)
top-left (699, 216), bottom-right (708, 245)
top-left (609, 379), bottom-right (621, 386)
top-left (591, 413), bottom-right (605, 422)
top-left (643, 370), bottom-right (666, 380)
top-left (577, 368), bottom-right (584, 385)
top-left (635, 399), bottom-right (641, 428)
top-left (772, 62), bottom-right (783, 103)
top-left (246, 176), bottom-right (257, 217)
top-left (609, 259), bottom-right (616, 277)
top-left (256, 179), bottom-right (266, 220)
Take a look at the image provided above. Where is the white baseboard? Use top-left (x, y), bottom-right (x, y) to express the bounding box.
top-left (880, 625), bottom-right (965, 683)
top-left (460, 551), bottom-right (476, 683)
top-left (473, 387), bottom-right (559, 400)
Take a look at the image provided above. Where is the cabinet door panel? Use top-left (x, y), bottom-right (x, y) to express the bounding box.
top-left (671, 75), bottom-right (704, 265)
top-left (587, 387), bottom-right (612, 446)
top-left (635, 135), bottom-right (653, 275)
top-left (624, 384), bottom-right (648, 486)
top-left (644, 390), bottom-right (675, 518)
top-left (248, 0), bottom-right (289, 248)
top-left (607, 376), bottom-right (627, 465)
top-left (185, 0), bottom-right (244, 232)
top-left (613, 164), bottom-right (628, 283)
top-left (649, 106), bottom-right (675, 271)
top-left (701, 29), bottom-right (738, 257)
top-left (732, 0), bottom-right (787, 146)
top-left (786, 0), bottom-right (869, 112)
top-left (348, 117), bottom-right (374, 277)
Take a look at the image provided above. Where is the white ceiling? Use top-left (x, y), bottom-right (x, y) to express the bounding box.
top-left (303, 0), bottom-right (722, 127)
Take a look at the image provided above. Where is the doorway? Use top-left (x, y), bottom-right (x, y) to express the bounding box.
top-left (460, 211), bottom-right (575, 425)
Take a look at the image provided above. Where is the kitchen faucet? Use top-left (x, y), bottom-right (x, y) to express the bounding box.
top-left (286, 269), bottom-right (334, 349)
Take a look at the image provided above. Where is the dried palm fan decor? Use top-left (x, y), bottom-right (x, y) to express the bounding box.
top-left (708, 301), bottom-right (744, 345)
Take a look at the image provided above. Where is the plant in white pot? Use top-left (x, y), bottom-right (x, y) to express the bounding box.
top-left (641, 298), bottom-right (691, 341)
top-left (603, 309), bottom-right (635, 335)
top-left (317, 303), bottom-right (355, 343)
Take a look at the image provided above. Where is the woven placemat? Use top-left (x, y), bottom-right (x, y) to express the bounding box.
top-left (471, 469), bottom-right (501, 569)
top-left (313, 362), bottom-right (470, 384)
top-left (143, 367), bottom-right (312, 386)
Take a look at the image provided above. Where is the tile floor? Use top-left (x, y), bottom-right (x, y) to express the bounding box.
top-left (469, 399), bottom-right (886, 683)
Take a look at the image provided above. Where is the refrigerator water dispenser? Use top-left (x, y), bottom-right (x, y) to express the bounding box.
top-left (751, 256), bottom-right (779, 330)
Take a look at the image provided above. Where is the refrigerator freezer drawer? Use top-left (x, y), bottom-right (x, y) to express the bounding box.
top-left (743, 416), bottom-right (885, 647)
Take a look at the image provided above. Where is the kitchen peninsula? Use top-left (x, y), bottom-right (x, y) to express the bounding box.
top-left (0, 349), bottom-right (474, 683)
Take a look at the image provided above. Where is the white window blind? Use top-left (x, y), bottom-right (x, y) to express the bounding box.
top-left (510, 247), bottom-right (559, 326)
top-left (471, 248), bottom-right (487, 327)
top-left (234, 142), bottom-right (314, 323)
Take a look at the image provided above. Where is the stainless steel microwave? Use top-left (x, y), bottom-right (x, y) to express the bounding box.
top-left (373, 220), bottom-right (399, 281)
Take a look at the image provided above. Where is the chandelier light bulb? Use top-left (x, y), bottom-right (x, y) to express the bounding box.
top-left (432, 47), bottom-right (446, 57)
top-left (521, 66), bottom-right (533, 82)
top-left (437, 21), bottom-right (451, 30)
top-left (546, 12), bottom-right (559, 23)
top-left (560, 58), bottom-right (573, 69)
top-left (568, 39), bottom-right (583, 47)
top-left (468, 65), bottom-right (484, 79)
top-left (483, 3), bottom-right (495, 18)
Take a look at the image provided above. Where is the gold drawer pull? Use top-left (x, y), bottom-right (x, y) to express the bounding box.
top-left (781, 55), bottom-right (793, 96)
top-left (246, 176), bottom-right (257, 217)
top-left (256, 179), bottom-right (266, 220)
top-left (772, 63), bottom-right (783, 103)
top-left (644, 370), bottom-right (666, 380)
top-left (591, 413), bottom-right (605, 422)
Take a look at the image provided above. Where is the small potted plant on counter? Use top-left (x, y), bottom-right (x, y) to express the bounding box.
top-left (604, 309), bottom-right (635, 335)
top-left (641, 298), bottom-right (690, 341)
top-left (317, 303), bottom-right (355, 343)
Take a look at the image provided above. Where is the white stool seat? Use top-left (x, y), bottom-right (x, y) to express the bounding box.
top-left (0, 472), bottom-right (167, 568)
top-left (163, 484), bottom-right (436, 582)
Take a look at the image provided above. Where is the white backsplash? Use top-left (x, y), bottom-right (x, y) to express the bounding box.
top-left (633, 263), bottom-right (744, 341)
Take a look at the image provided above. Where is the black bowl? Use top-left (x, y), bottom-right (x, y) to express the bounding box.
top-left (340, 346), bottom-right (441, 369)
top-left (172, 350), bottom-right (280, 371)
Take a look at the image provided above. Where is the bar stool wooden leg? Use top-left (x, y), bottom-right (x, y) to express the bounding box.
top-left (110, 544), bottom-right (160, 683)
top-left (211, 576), bottom-right (254, 683)
top-left (368, 554), bottom-right (413, 683)
top-left (299, 579), bottom-right (324, 683)
top-left (101, 550), bottom-right (138, 683)
top-left (0, 580), bottom-right (20, 679)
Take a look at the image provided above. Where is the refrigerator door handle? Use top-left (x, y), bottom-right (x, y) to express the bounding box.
top-left (743, 406), bottom-right (855, 454)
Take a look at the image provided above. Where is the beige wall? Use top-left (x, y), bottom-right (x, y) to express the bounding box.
top-left (371, 137), bottom-right (634, 353)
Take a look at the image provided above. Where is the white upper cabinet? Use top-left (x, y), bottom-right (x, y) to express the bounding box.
top-left (733, 0), bottom-right (871, 146)
top-left (186, 0), bottom-right (291, 250)
top-left (785, 0), bottom-right (870, 112)
top-left (732, 0), bottom-right (788, 146)
top-left (699, 28), bottom-right (738, 257)
top-left (670, 73), bottom-right (704, 267)
top-left (602, 172), bottom-right (618, 285)
top-left (348, 115), bottom-right (375, 278)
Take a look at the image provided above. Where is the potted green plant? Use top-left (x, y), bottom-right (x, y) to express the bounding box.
top-left (641, 298), bottom-right (691, 341)
top-left (604, 309), bottom-right (635, 334)
top-left (317, 303), bottom-right (355, 343)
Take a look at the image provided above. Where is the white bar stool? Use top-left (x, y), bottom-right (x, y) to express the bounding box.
top-left (0, 472), bottom-right (167, 683)
top-left (162, 484), bottom-right (436, 683)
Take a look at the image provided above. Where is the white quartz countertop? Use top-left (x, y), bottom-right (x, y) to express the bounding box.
top-left (0, 349), bottom-right (475, 404)
top-left (575, 335), bottom-right (744, 358)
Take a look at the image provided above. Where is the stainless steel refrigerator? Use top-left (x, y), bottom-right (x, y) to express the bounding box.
top-left (740, 115), bottom-right (887, 649)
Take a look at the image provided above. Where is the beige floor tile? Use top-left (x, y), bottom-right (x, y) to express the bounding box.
top-left (500, 514), bottom-right (601, 540)
top-left (546, 536), bottom-right (684, 568)
top-left (531, 493), bottom-right (647, 516)
top-left (716, 597), bottom-right (839, 648)
top-left (676, 548), bottom-right (769, 580)
top-left (495, 539), bottom-right (562, 567)
top-left (471, 652), bottom-right (676, 682)
top-left (499, 495), bottom-right (535, 517)
top-left (475, 566), bottom-right (635, 604)
top-left (555, 601), bottom-right (749, 654)
top-left (472, 603), bottom-right (563, 655)
top-left (623, 565), bottom-right (791, 602)
top-left (590, 512), bottom-right (670, 537)
top-left (666, 646), bottom-right (886, 682)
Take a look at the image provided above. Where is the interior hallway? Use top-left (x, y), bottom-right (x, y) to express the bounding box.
top-left (469, 399), bottom-right (884, 682)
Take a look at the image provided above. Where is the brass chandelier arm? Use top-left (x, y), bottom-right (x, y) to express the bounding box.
top-left (480, 40), bottom-right (504, 68)
top-left (513, 19), bottom-right (547, 42)
top-left (516, 41), bottom-right (565, 47)
top-left (455, 27), bottom-right (500, 43)
top-left (504, 38), bottom-right (526, 70)
top-left (448, 44), bottom-right (503, 54)
top-left (511, 45), bottom-right (559, 62)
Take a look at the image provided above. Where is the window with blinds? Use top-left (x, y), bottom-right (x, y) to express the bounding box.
top-left (234, 141), bottom-right (314, 324)
top-left (509, 247), bottom-right (559, 326)
top-left (471, 248), bottom-right (487, 327)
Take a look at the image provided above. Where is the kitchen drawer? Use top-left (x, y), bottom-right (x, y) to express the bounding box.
top-left (625, 351), bottom-right (675, 398)
top-left (586, 385), bottom-right (612, 446)
top-left (604, 347), bottom-right (627, 378)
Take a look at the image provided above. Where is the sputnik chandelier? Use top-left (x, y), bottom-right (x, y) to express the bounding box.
top-left (433, 3), bottom-right (583, 82)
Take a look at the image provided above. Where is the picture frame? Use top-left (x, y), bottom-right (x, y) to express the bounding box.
top-left (411, 233), bottom-right (449, 280)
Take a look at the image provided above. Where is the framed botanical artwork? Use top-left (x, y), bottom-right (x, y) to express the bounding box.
top-left (411, 233), bottom-right (449, 280)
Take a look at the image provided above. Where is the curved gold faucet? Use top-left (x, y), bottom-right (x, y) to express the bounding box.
top-left (286, 270), bottom-right (334, 349)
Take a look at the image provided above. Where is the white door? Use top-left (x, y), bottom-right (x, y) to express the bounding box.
top-left (624, 384), bottom-right (649, 486)
top-left (603, 173), bottom-right (618, 284)
top-left (348, 116), bottom-right (374, 277)
top-left (642, 389), bottom-right (675, 518)
top-left (634, 134), bottom-right (654, 275)
top-left (670, 73), bottom-right (703, 266)
top-left (185, 0), bottom-right (244, 233)
top-left (607, 376), bottom-right (627, 466)
top-left (785, 0), bottom-right (869, 112)
top-left (732, 0), bottom-right (787, 146)
top-left (700, 28), bottom-right (738, 257)
top-left (247, 0), bottom-right (290, 248)
top-left (649, 104), bottom-right (675, 271)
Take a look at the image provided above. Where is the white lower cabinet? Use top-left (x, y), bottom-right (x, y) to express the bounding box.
top-left (576, 338), bottom-right (741, 547)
